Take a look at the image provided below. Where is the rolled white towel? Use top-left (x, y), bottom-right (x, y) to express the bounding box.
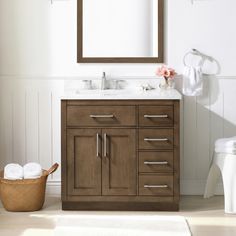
top-left (24, 175), bottom-right (42, 179)
top-left (23, 162), bottom-right (42, 179)
top-left (215, 147), bottom-right (236, 155)
top-left (4, 163), bottom-right (24, 180)
top-left (215, 137), bottom-right (236, 148)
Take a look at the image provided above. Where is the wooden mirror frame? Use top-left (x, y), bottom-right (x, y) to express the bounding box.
top-left (77, 0), bottom-right (164, 63)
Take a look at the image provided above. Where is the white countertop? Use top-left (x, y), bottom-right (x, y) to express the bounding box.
top-left (61, 89), bottom-right (182, 100)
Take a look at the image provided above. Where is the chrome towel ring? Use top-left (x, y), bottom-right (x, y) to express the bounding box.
top-left (183, 48), bottom-right (214, 67)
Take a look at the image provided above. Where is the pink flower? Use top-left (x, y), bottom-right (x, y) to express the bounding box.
top-left (156, 67), bottom-right (163, 77)
top-left (169, 68), bottom-right (177, 79)
top-left (156, 65), bottom-right (167, 77)
top-left (163, 68), bottom-right (171, 78)
top-left (155, 65), bottom-right (176, 79)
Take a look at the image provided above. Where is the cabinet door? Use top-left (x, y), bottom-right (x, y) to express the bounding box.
top-left (102, 129), bottom-right (136, 195)
top-left (67, 129), bottom-right (102, 196)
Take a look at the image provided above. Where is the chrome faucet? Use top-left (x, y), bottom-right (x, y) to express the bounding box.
top-left (101, 72), bottom-right (107, 90)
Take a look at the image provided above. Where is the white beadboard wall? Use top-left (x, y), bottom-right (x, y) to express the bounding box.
top-left (1, 76), bottom-right (236, 195)
top-left (0, 78), bottom-right (64, 195)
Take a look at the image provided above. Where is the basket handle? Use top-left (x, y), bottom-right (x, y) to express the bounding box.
top-left (47, 163), bottom-right (59, 176)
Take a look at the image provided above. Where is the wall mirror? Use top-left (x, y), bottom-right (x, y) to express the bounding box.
top-left (77, 0), bottom-right (164, 63)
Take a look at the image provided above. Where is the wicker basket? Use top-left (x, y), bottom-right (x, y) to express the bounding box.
top-left (0, 163), bottom-right (59, 212)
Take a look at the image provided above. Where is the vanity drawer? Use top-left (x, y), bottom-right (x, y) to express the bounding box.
top-left (139, 175), bottom-right (173, 196)
top-left (139, 129), bottom-right (174, 150)
top-left (67, 106), bottom-right (136, 127)
top-left (139, 106), bottom-right (173, 127)
top-left (139, 152), bottom-right (173, 173)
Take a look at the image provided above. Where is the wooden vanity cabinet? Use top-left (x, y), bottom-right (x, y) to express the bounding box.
top-left (61, 100), bottom-right (180, 211)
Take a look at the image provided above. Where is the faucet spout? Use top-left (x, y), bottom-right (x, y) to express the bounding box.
top-left (101, 72), bottom-right (107, 90)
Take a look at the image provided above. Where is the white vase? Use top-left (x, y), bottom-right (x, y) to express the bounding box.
top-left (159, 77), bottom-right (175, 90)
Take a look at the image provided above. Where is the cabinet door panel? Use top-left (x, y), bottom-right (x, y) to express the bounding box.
top-left (102, 129), bottom-right (136, 196)
top-left (67, 129), bottom-right (102, 196)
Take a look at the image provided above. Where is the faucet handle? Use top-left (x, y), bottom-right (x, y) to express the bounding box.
top-left (102, 72), bottom-right (106, 78)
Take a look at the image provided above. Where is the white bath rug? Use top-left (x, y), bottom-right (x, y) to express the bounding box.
top-left (54, 214), bottom-right (191, 236)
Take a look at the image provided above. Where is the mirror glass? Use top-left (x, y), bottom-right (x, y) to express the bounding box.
top-left (78, 0), bottom-right (163, 63)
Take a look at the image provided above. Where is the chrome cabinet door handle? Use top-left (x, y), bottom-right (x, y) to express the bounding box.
top-left (96, 133), bottom-right (100, 157)
top-left (144, 138), bottom-right (168, 142)
top-left (144, 115), bottom-right (168, 118)
top-left (90, 114), bottom-right (114, 118)
top-left (144, 184), bottom-right (168, 188)
top-left (144, 161), bottom-right (168, 165)
top-left (104, 133), bottom-right (107, 157)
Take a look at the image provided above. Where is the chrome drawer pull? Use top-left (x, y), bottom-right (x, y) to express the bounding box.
top-left (144, 184), bottom-right (168, 188)
top-left (90, 114), bottom-right (114, 118)
top-left (144, 161), bottom-right (168, 165)
top-left (144, 115), bottom-right (168, 118)
top-left (104, 133), bottom-right (107, 157)
top-left (144, 138), bottom-right (168, 142)
top-left (96, 133), bottom-right (100, 157)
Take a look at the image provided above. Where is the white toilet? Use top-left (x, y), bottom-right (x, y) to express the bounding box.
top-left (204, 137), bottom-right (236, 214)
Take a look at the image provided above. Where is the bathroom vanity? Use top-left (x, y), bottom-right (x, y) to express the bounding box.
top-left (61, 90), bottom-right (181, 211)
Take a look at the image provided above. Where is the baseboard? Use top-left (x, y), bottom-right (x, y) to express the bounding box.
top-left (180, 180), bottom-right (223, 195)
top-left (46, 181), bottom-right (61, 197)
top-left (46, 180), bottom-right (224, 197)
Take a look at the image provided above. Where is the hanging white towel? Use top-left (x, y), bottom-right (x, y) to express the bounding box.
top-left (4, 163), bottom-right (24, 180)
top-left (182, 66), bottom-right (203, 96)
top-left (23, 162), bottom-right (42, 179)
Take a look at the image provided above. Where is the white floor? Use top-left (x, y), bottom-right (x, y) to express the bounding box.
top-left (0, 196), bottom-right (235, 236)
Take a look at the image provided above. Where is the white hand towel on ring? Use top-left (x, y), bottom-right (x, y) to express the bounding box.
top-left (23, 162), bottom-right (42, 179)
top-left (4, 163), bottom-right (24, 180)
top-left (182, 66), bottom-right (203, 96)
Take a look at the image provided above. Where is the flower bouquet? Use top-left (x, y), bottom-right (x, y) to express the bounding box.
top-left (156, 65), bottom-right (177, 89)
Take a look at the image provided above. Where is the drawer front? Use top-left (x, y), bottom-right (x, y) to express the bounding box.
top-left (139, 175), bottom-right (173, 196)
top-left (139, 152), bottom-right (173, 173)
top-left (139, 129), bottom-right (174, 150)
top-left (67, 106), bottom-right (136, 127)
top-left (139, 106), bottom-right (173, 127)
